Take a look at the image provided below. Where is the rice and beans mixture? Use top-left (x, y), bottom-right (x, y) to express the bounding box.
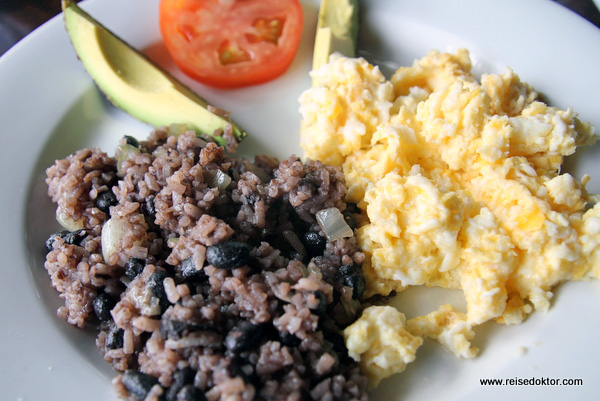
top-left (44, 127), bottom-right (369, 401)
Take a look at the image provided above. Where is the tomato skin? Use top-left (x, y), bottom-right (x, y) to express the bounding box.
top-left (159, 0), bottom-right (304, 88)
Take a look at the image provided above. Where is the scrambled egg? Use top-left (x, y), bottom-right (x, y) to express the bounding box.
top-left (343, 306), bottom-right (422, 387)
top-left (300, 50), bottom-right (599, 384)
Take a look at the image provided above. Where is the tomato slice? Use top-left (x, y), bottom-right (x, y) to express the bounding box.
top-left (159, 0), bottom-right (304, 88)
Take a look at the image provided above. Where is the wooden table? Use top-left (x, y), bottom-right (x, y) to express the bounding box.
top-left (1, 0), bottom-right (599, 56)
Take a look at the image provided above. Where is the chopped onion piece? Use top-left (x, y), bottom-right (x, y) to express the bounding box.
top-left (101, 217), bottom-right (128, 262)
top-left (207, 169), bottom-right (232, 190)
top-left (167, 123), bottom-right (189, 137)
top-left (153, 147), bottom-right (167, 158)
top-left (131, 284), bottom-right (161, 316)
top-left (316, 208), bottom-right (354, 241)
top-left (55, 208), bottom-right (84, 231)
top-left (167, 237), bottom-right (179, 248)
top-left (116, 143), bottom-right (141, 176)
top-left (307, 262), bottom-right (323, 280)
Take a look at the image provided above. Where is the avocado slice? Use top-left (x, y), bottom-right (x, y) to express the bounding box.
top-left (61, 0), bottom-right (246, 146)
top-left (312, 0), bottom-right (360, 77)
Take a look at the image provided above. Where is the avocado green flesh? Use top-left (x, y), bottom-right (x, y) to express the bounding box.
top-left (62, 0), bottom-right (246, 145)
top-left (312, 0), bottom-right (360, 75)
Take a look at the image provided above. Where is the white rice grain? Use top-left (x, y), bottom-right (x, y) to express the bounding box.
top-left (80, 261), bottom-right (91, 285)
top-left (144, 384), bottom-right (164, 401)
top-left (128, 245), bottom-right (148, 259)
top-left (165, 332), bottom-right (220, 349)
top-left (57, 306), bottom-right (68, 320)
top-left (123, 329), bottom-right (134, 354)
top-left (163, 277), bottom-right (180, 303)
top-left (176, 284), bottom-right (190, 298)
top-left (193, 245), bottom-right (206, 271)
top-left (133, 316), bottom-right (161, 332)
top-left (57, 252), bottom-right (68, 265)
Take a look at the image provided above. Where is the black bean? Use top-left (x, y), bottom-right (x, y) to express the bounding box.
top-left (264, 234), bottom-right (293, 260)
top-left (347, 274), bottom-right (365, 299)
top-left (104, 173), bottom-right (119, 188)
top-left (224, 321), bottom-right (264, 353)
top-left (230, 357), bottom-right (259, 387)
top-left (177, 385), bottom-right (207, 401)
top-left (279, 331), bottom-right (301, 348)
top-left (344, 202), bottom-right (359, 214)
top-left (93, 292), bottom-right (117, 322)
top-left (125, 258), bottom-right (145, 280)
top-left (145, 196), bottom-right (156, 218)
top-left (339, 264), bottom-right (366, 300)
top-left (44, 230), bottom-right (69, 252)
top-left (175, 368), bottom-right (195, 385)
top-left (63, 229), bottom-right (87, 247)
top-left (302, 231), bottom-right (326, 257)
top-left (206, 242), bottom-right (251, 270)
top-left (245, 193), bottom-right (259, 206)
top-left (160, 319), bottom-right (187, 340)
top-left (148, 270), bottom-right (170, 311)
top-left (325, 331), bottom-right (347, 355)
top-left (166, 368), bottom-right (195, 401)
top-left (181, 257), bottom-right (205, 281)
top-left (124, 135), bottom-right (140, 148)
top-left (339, 264), bottom-right (355, 279)
top-left (343, 212), bottom-right (358, 230)
top-left (105, 324), bottom-right (124, 350)
top-left (287, 204), bottom-right (311, 230)
top-left (148, 270), bottom-right (167, 294)
top-left (45, 229), bottom-right (88, 251)
top-left (309, 290), bottom-right (327, 315)
top-left (96, 190), bottom-right (118, 214)
top-left (121, 370), bottom-right (159, 400)
top-left (160, 318), bottom-right (214, 340)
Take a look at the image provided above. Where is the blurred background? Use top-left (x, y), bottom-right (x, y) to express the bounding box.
top-left (0, 0), bottom-right (77, 56)
top-left (1, 0), bottom-right (599, 57)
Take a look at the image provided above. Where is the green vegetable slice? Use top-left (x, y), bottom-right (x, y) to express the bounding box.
top-left (62, 0), bottom-right (247, 146)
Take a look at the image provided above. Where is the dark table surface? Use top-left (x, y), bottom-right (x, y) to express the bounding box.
top-left (1, 0), bottom-right (599, 57)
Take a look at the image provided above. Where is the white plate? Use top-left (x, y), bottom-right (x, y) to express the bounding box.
top-left (1, 0), bottom-right (599, 400)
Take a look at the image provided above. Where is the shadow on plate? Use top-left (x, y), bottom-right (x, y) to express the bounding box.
top-left (24, 85), bottom-right (123, 380)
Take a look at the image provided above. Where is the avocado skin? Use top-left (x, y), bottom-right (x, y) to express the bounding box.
top-left (61, 0), bottom-right (247, 147)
